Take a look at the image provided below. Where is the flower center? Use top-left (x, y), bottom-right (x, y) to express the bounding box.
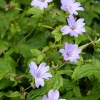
top-left (36, 73), bottom-right (40, 78)
top-left (66, 52), bottom-right (71, 57)
top-left (69, 6), bottom-right (72, 9)
top-left (71, 27), bottom-right (74, 30)
top-left (71, 25), bottom-right (76, 30)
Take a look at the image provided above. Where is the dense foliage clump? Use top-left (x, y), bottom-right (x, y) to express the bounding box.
top-left (0, 0), bottom-right (100, 100)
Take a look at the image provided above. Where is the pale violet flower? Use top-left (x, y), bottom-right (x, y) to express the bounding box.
top-left (61, 0), bottom-right (84, 15)
top-left (61, 15), bottom-right (85, 37)
top-left (31, 0), bottom-right (52, 10)
top-left (43, 90), bottom-right (66, 100)
top-left (29, 62), bottom-right (52, 88)
top-left (59, 43), bottom-right (81, 62)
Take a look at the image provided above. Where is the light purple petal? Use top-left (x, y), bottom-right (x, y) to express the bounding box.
top-left (67, 15), bottom-right (75, 27)
top-left (31, 0), bottom-right (40, 6)
top-left (70, 30), bottom-right (78, 37)
top-left (38, 62), bottom-right (46, 72)
top-left (29, 62), bottom-right (38, 77)
top-left (61, 15), bottom-right (85, 37)
top-left (43, 95), bottom-right (48, 100)
top-left (60, 0), bottom-right (84, 15)
top-left (74, 2), bottom-right (84, 11)
top-left (48, 90), bottom-right (54, 99)
top-left (38, 63), bottom-right (49, 75)
top-left (65, 43), bottom-right (72, 51)
top-left (53, 90), bottom-right (59, 100)
top-left (75, 19), bottom-right (85, 27)
top-left (48, 90), bottom-right (59, 100)
top-left (59, 49), bottom-right (65, 54)
top-left (61, 26), bottom-right (71, 35)
top-left (43, 90), bottom-right (65, 100)
top-left (59, 43), bottom-right (81, 62)
top-left (41, 73), bottom-right (52, 79)
top-left (72, 0), bottom-right (75, 3)
top-left (31, 0), bottom-right (52, 10)
top-left (29, 62), bottom-right (52, 88)
top-left (35, 78), bottom-right (44, 88)
top-left (61, 5), bottom-right (67, 11)
top-left (72, 9), bottom-right (78, 15)
top-left (46, 0), bottom-right (53, 2)
top-left (39, 2), bottom-right (48, 10)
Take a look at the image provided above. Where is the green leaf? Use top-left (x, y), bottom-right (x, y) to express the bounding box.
top-left (46, 73), bottom-right (63, 91)
top-left (18, 44), bottom-right (34, 61)
top-left (0, 91), bottom-right (21, 98)
top-left (0, 28), bottom-right (6, 39)
top-left (57, 70), bottom-right (73, 76)
top-left (37, 54), bottom-right (45, 63)
top-left (76, 0), bottom-right (87, 3)
top-left (75, 35), bottom-right (88, 45)
top-left (79, 11), bottom-right (98, 25)
top-left (26, 7), bottom-right (43, 18)
top-left (55, 11), bottom-right (66, 23)
top-left (31, 49), bottom-right (45, 63)
top-left (0, 40), bottom-right (8, 55)
top-left (72, 59), bottom-right (100, 81)
top-left (63, 79), bottom-right (76, 90)
top-left (92, 3), bottom-right (100, 14)
top-left (38, 23), bottom-right (54, 29)
top-left (79, 42), bottom-right (92, 50)
top-left (31, 49), bottom-right (41, 57)
top-left (73, 86), bottom-right (82, 97)
top-left (42, 46), bottom-right (49, 53)
top-left (51, 25), bottom-right (62, 42)
top-left (33, 96), bottom-right (42, 100)
top-left (8, 91), bottom-right (21, 97)
top-left (26, 87), bottom-right (45, 100)
top-left (0, 78), bottom-right (13, 90)
top-left (63, 90), bottom-right (73, 99)
top-left (10, 23), bottom-right (16, 35)
top-left (4, 55), bottom-right (16, 73)
top-left (69, 93), bottom-right (100, 100)
top-left (0, 56), bottom-right (16, 80)
top-left (27, 32), bottom-right (48, 49)
top-left (0, 0), bottom-right (6, 8)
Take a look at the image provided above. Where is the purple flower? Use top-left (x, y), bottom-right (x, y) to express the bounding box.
top-left (60, 0), bottom-right (84, 15)
top-left (59, 43), bottom-right (81, 62)
top-left (61, 15), bottom-right (85, 37)
top-left (29, 62), bottom-right (52, 88)
top-left (31, 0), bottom-right (52, 10)
top-left (43, 90), bottom-right (66, 100)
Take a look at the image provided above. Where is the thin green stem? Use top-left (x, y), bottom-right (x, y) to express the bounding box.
top-left (85, 32), bottom-right (95, 46)
top-left (17, 17), bottom-right (41, 45)
top-left (17, 27), bottom-right (35, 45)
top-left (58, 62), bottom-right (67, 70)
top-left (24, 86), bottom-right (31, 92)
